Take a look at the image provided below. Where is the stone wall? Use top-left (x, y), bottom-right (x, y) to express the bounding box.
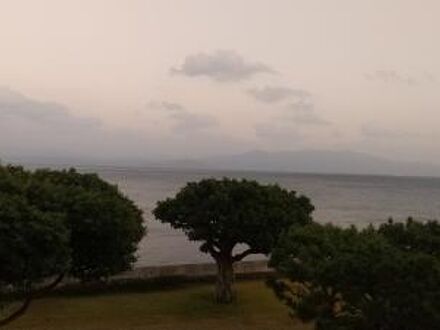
top-left (112, 260), bottom-right (273, 281)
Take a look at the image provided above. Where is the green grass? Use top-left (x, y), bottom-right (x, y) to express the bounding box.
top-left (5, 280), bottom-right (311, 330)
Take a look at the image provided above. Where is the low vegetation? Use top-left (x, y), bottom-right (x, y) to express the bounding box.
top-left (4, 280), bottom-right (310, 330)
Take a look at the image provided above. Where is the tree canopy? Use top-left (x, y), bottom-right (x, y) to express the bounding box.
top-left (27, 168), bottom-right (146, 280)
top-left (0, 191), bottom-right (69, 326)
top-left (0, 165), bottom-right (145, 326)
top-left (154, 178), bottom-right (314, 303)
top-left (269, 220), bottom-right (440, 330)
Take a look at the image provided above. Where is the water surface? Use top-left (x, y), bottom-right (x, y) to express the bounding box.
top-left (90, 167), bottom-right (440, 266)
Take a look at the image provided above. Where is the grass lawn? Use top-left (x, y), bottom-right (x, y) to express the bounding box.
top-left (4, 280), bottom-right (311, 330)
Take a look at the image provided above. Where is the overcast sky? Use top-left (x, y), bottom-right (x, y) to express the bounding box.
top-left (1, 0), bottom-right (439, 164)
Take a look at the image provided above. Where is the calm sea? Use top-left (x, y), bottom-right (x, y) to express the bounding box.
top-left (90, 167), bottom-right (440, 267)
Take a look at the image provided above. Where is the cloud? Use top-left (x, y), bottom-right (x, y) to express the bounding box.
top-left (254, 97), bottom-right (331, 149)
top-left (0, 87), bottom-right (99, 129)
top-left (145, 101), bottom-right (185, 112)
top-left (0, 88), bottom-right (177, 162)
top-left (146, 100), bottom-right (217, 133)
top-left (423, 72), bottom-right (438, 84)
top-left (246, 85), bottom-right (329, 125)
top-left (255, 122), bottom-right (301, 141)
top-left (292, 112), bottom-right (331, 126)
top-left (287, 101), bottom-right (314, 113)
top-left (285, 101), bottom-right (331, 126)
top-left (364, 70), bottom-right (437, 86)
top-left (361, 123), bottom-right (419, 139)
top-left (247, 86), bottom-right (310, 103)
top-left (0, 88), bottom-right (249, 162)
top-left (171, 50), bottom-right (275, 82)
top-left (171, 111), bottom-right (217, 133)
top-left (253, 92), bottom-right (330, 148)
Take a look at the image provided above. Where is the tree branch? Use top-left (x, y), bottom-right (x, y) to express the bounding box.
top-left (0, 273), bottom-right (65, 328)
top-left (200, 242), bottom-right (221, 259)
top-left (232, 248), bottom-right (260, 262)
top-left (208, 245), bottom-right (221, 259)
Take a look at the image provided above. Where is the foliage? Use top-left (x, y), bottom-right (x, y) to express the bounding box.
top-left (154, 178), bottom-right (313, 259)
top-left (269, 220), bottom-right (440, 330)
top-left (154, 178), bottom-right (313, 303)
top-left (379, 217), bottom-right (440, 258)
top-left (0, 164), bottom-right (145, 326)
top-left (0, 166), bottom-right (69, 326)
top-left (0, 196), bottom-right (69, 287)
top-left (27, 168), bottom-right (146, 280)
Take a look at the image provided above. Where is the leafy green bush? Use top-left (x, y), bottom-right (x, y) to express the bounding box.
top-left (0, 165), bottom-right (145, 326)
top-left (269, 220), bottom-right (440, 330)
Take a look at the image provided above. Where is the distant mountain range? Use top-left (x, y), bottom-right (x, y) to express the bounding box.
top-left (156, 150), bottom-right (440, 177)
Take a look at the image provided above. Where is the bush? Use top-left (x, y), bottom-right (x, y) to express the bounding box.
top-left (269, 220), bottom-right (440, 330)
top-left (0, 165), bottom-right (145, 326)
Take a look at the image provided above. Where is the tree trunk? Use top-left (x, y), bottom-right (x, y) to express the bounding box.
top-left (0, 273), bottom-right (65, 328)
top-left (215, 257), bottom-right (235, 303)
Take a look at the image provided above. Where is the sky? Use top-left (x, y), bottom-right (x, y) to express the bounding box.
top-left (1, 0), bottom-right (439, 164)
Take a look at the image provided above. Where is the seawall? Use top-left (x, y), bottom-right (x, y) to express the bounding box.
top-left (112, 260), bottom-right (273, 281)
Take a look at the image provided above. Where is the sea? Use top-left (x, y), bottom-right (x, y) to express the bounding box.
top-left (87, 167), bottom-right (440, 267)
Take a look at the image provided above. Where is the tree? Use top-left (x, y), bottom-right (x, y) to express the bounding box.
top-left (153, 178), bottom-right (313, 303)
top-left (0, 165), bottom-right (146, 326)
top-left (0, 167), bottom-right (69, 327)
top-left (378, 217), bottom-right (440, 258)
top-left (269, 221), bottom-right (440, 329)
top-left (27, 168), bottom-right (146, 281)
